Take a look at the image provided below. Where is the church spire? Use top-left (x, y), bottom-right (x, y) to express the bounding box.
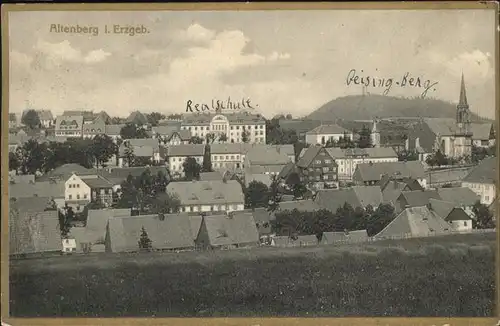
top-left (459, 72), bottom-right (468, 106)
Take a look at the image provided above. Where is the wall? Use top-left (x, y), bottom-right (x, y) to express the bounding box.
top-left (65, 175), bottom-right (91, 201)
top-left (449, 219), bottom-right (473, 232)
top-left (462, 181), bottom-right (496, 205)
top-left (180, 203), bottom-right (244, 213)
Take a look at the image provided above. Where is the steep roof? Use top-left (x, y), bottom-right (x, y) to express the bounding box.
top-left (9, 174), bottom-right (36, 184)
top-left (200, 213), bottom-right (260, 247)
top-left (166, 180), bottom-right (244, 206)
top-left (314, 189), bottom-right (362, 212)
top-left (245, 145), bottom-right (291, 166)
top-left (354, 161), bottom-right (425, 182)
top-left (9, 202), bottom-right (61, 255)
top-left (100, 166), bottom-right (169, 181)
top-left (244, 173), bottom-right (272, 188)
top-left (381, 181), bottom-right (408, 204)
top-left (37, 163), bottom-right (96, 181)
top-left (296, 146), bottom-right (322, 168)
top-left (376, 206), bottom-right (452, 238)
top-left (398, 190), bottom-right (440, 207)
top-left (119, 139), bottom-right (160, 157)
top-left (188, 215), bottom-right (203, 240)
top-left (321, 230), bottom-right (369, 245)
top-left (351, 186), bottom-right (384, 208)
top-left (167, 144), bottom-right (205, 157)
top-left (436, 187), bottom-right (480, 206)
top-left (55, 115), bottom-right (84, 130)
top-left (105, 124), bottom-right (126, 135)
top-left (36, 110), bottom-right (54, 121)
top-left (462, 157), bottom-right (496, 184)
top-left (126, 111), bottom-right (148, 125)
top-left (446, 207), bottom-right (472, 222)
top-left (306, 124), bottom-right (351, 135)
top-left (199, 171), bottom-right (224, 181)
top-left (80, 175), bottom-right (114, 189)
top-left (108, 213), bottom-right (195, 252)
top-left (428, 199), bottom-right (455, 220)
top-left (470, 123), bottom-right (493, 140)
top-left (211, 143), bottom-right (251, 154)
top-left (9, 181), bottom-right (65, 199)
top-left (151, 125), bottom-right (179, 136)
top-left (243, 208), bottom-right (273, 234)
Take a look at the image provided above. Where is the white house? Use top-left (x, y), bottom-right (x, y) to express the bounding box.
top-left (62, 238), bottom-right (77, 253)
top-left (305, 124), bottom-right (353, 146)
top-left (326, 147), bottom-right (398, 181)
top-left (353, 161), bottom-right (427, 188)
top-left (165, 180), bottom-right (245, 213)
top-left (180, 109), bottom-right (266, 144)
top-left (36, 110), bottom-right (55, 129)
top-left (55, 115), bottom-right (84, 138)
top-left (167, 144), bottom-right (206, 178)
top-left (65, 173), bottom-right (114, 211)
top-left (462, 157), bottom-right (496, 205)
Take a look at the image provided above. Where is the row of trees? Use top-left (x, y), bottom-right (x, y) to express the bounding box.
top-left (115, 169), bottom-right (181, 215)
top-left (324, 126), bottom-right (373, 149)
top-left (9, 134), bottom-right (117, 175)
top-left (272, 203), bottom-right (396, 238)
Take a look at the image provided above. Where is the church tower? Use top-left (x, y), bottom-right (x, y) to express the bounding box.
top-left (456, 73), bottom-right (471, 133)
top-left (371, 118), bottom-right (381, 148)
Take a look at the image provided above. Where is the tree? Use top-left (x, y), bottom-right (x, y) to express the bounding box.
top-left (285, 114), bottom-right (293, 120)
top-left (219, 133), bottom-right (228, 143)
top-left (123, 141), bottom-right (135, 167)
top-left (146, 112), bottom-right (165, 127)
top-left (245, 181), bottom-right (270, 209)
top-left (138, 226), bottom-right (153, 252)
top-left (21, 110), bottom-right (41, 129)
top-left (268, 175), bottom-right (283, 212)
top-left (398, 150), bottom-right (419, 162)
top-left (189, 136), bottom-right (204, 144)
top-left (91, 134), bottom-right (117, 168)
top-left (292, 183), bottom-right (308, 199)
top-left (17, 139), bottom-right (49, 174)
top-left (366, 203), bottom-right (396, 236)
top-left (153, 170), bottom-right (169, 194)
top-left (120, 123), bottom-right (149, 139)
top-left (202, 144), bottom-right (213, 172)
top-left (183, 157), bottom-right (201, 180)
top-left (9, 152), bottom-right (20, 172)
top-left (152, 192), bottom-right (181, 214)
top-left (205, 133), bottom-right (216, 144)
top-left (357, 125), bottom-right (372, 148)
top-left (58, 205), bottom-right (75, 239)
top-left (426, 150), bottom-right (448, 167)
top-left (241, 129), bottom-right (250, 143)
top-left (286, 172), bottom-right (301, 188)
top-left (472, 201), bottom-right (495, 229)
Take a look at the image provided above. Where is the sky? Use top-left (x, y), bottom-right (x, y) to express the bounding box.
top-left (8, 9), bottom-right (497, 119)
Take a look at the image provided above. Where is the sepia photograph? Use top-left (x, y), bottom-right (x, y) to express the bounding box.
top-left (2, 3), bottom-right (499, 321)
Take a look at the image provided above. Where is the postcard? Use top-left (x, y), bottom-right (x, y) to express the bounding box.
top-left (2, 3), bottom-right (498, 325)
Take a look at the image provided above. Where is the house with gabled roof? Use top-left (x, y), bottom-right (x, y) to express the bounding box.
top-left (9, 180), bottom-right (66, 208)
top-left (395, 190), bottom-right (440, 214)
top-left (305, 124), bottom-right (353, 146)
top-left (461, 157), bottom-right (496, 205)
top-left (375, 206), bottom-right (452, 240)
top-left (296, 146), bottom-right (338, 189)
top-left (36, 110), bottom-right (55, 128)
top-left (126, 111), bottom-right (149, 125)
top-left (104, 124), bottom-right (126, 143)
top-left (353, 161), bottom-right (426, 188)
top-left (167, 144), bottom-right (205, 178)
top-left (436, 187), bottom-right (479, 216)
top-left (55, 115), bottom-right (84, 138)
top-left (195, 212), bottom-right (260, 250)
top-left (82, 116), bottom-right (106, 139)
top-left (9, 197), bottom-right (62, 256)
top-left (166, 180), bottom-right (244, 214)
top-left (118, 138), bottom-right (163, 167)
top-left (37, 163), bottom-right (96, 182)
top-left (65, 173), bottom-right (114, 212)
top-left (321, 230), bottom-right (369, 245)
top-left (244, 144), bottom-right (293, 177)
top-left (106, 213), bottom-right (196, 253)
top-left (152, 126), bottom-right (191, 146)
top-left (427, 199), bottom-right (472, 233)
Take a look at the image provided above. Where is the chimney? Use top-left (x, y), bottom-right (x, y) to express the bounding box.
top-left (393, 181), bottom-right (398, 190)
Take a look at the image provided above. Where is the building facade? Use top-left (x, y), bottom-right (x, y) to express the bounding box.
top-left (55, 115), bottom-right (84, 138)
top-left (305, 124), bottom-right (353, 146)
top-left (296, 146), bottom-right (339, 189)
top-left (180, 109), bottom-right (266, 144)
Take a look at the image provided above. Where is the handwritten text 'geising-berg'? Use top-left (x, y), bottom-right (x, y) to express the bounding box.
top-left (186, 97), bottom-right (256, 113)
top-left (346, 69), bottom-right (439, 98)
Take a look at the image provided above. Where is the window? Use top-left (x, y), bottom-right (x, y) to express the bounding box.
top-left (231, 155), bottom-right (234, 160)
top-left (77, 194), bottom-right (80, 199)
top-left (236, 126), bottom-right (240, 130)
top-left (226, 156), bottom-right (229, 160)
top-left (195, 127), bottom-right (198, 131)
top-left (315, 160), bottom-right (321, 164)
top-left (69, 184), bottom-right (72, 188)
top-left (260, 131), bottom-right (263, 135)
top-left (84, 194), bottom-right (88, 199)
top-left (231, 126), bottom-right (234, 130)
top-left (77, 184), bottom-right (80, 188)
top-left (214, 155), bottom-right (218, 160)
top-left (76, 206), bottom-right (80, 211)
top-left (68, 195), bottom-right (72, 200)
top-left (316, 176), bottom-right (320, 181)
top-left (324, 159), bottom-right (331, 164)
top-left (324, 175), bottom-right (329, 180)
top-left (464, 221), bottom-right (468, 227)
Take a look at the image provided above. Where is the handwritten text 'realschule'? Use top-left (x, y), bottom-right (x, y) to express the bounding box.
top-left (346, 69), bottom-right (439, 98)
top-left (49, 24), bottom-right (150, 36)
top-left (186, 98), bottom-right (256, 113)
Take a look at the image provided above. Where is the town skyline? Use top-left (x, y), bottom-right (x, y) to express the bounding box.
top-left (8, 9), bottom-right (496, 119)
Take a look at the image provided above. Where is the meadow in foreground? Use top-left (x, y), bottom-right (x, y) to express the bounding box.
top-left (9, 233), bottom-right (496, 317)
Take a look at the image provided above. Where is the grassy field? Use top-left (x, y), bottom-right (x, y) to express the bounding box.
top-left (9, 232), bottom-right (496, 317)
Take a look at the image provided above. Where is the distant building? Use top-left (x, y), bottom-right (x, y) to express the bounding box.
top-left (244, 144), bottom-right (294, 177)
top-left (166, 180), bottom-right (245, 214)
top-left (36, 110), bottom-right (55, 128)
top-left (55, 115), bottom-right (84, 138)
top-left (180, 109), bottom-right (266, 144)
top-left (152, 126), bottom-right (191, 146)
top-left (296, 146), bottom-right (338, 189)
top-left (375, 206), bottom-right (452, 239)
top-left (82, 116), bottom-right (106, 139)
top-left (352, 161), bottom-right (426, 188)
top-left (9, 113), bottom-right (18, 129)
top-left (461, 157), bottom-right (496, 205)
top-left (271, 235), bottom-right (318, 247)
top-left (406, 74), bottom-right (479, 159)
top-left (166, 144), bottom-right (205, 178)
top-left (305, 124), bottom-right (353, 146)
top-left (65, 173), bottom-right (114, 212)
top-left (118, 138), bottom-right (163, 167)
top-left (321, 230), bottom-right (369, 245)
top-left (195, 212), bottom-right (260, 250)
top-left (125, 111), bottom-right (149, 125)
top-left (428, 199), bottom-right (473, 233)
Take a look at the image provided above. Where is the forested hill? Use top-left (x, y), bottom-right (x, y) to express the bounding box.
top-left (305, 94), bottom-right (490, 121)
